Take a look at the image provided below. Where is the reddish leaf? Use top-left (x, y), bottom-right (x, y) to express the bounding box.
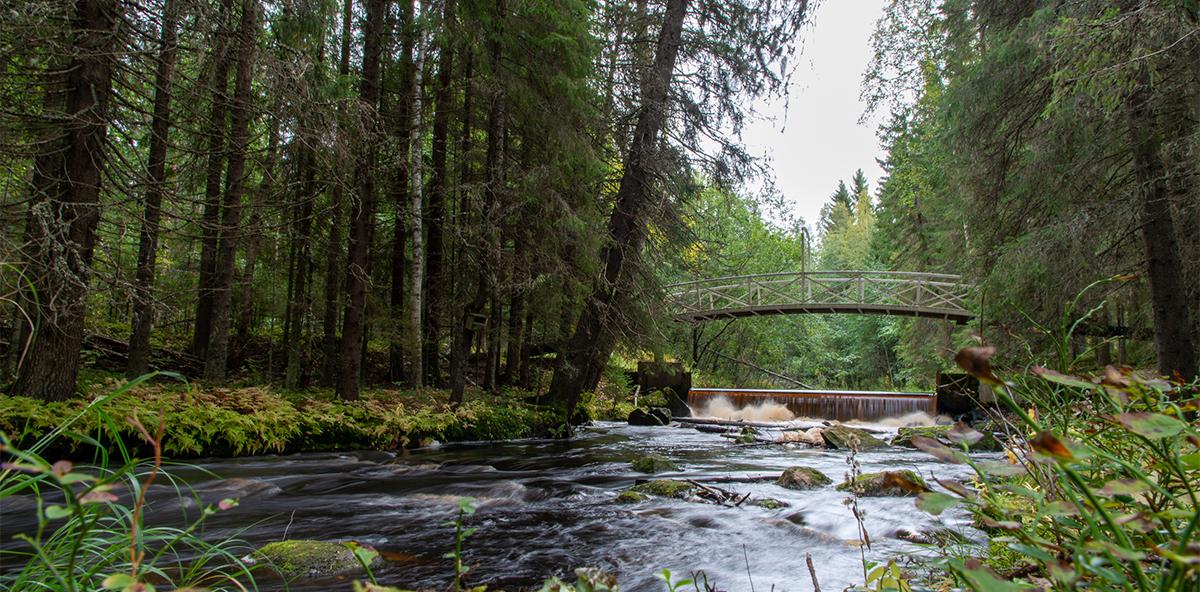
top-left (1116, 413), bottom-right (1185, 439)
top-left (955, 347), bottom-right (1000, 383)
top-left (51, 460), bottom-right (73, 477)
top-left (936, 478), bottom-right (976, 499)
top-left (947, 422), bottom-right (984, 446)
top-left (1029, 432), bottom-right (1074, 461)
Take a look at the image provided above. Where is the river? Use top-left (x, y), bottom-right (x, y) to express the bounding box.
top-left (144, 420), bottom-right (983, 591)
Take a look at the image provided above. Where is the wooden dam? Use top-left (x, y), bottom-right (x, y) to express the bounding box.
top-left (687, 387), bottom-right (937, 422)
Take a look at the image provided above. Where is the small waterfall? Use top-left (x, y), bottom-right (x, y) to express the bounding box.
top-left (688, 388), bottom-right (936, 422)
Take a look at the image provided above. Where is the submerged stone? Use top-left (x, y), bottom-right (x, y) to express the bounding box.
top-left (615, 490), bottom-right (649, 503)
top-left (630, 454), bottom-right (680, 474)
top-left (251, 540), bottom-right (379, 579)
top-left (776, 466), bottom-right (833, 490)
top-left (836, 470), bottom-right (928, 497)
top-left (749, 497), bottom-right (789, 510)
top-left (822, 426), bottom-right (888, 451)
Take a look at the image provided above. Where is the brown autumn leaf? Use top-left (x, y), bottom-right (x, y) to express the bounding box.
top-left (954, 346), bottom-right (1000, 383)
top-left (883, 470), bottom-right (930, 494)
top-left (911, 436), bottom-right (965, 464)
top-left (1101, 365), bottom-right (1131, 389)
top-left (1029, 431), bottom-right (1074, 461)
top-left (947, 421), bottom-right (984, 446)
top-left (935, 478), bottom-right (976, 499)
top-left (51, 460), bottom-right (73, 477)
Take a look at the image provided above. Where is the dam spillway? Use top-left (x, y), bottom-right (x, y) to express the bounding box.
top-left (687, 387), bottom-right (937, 422)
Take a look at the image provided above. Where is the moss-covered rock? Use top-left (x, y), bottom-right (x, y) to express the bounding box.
top-left (629, 479), bottom-right (698, 499)
top-left (891, 426), bottom-right (952, 448)
top-left (630, 454), bottom-right (680, 474)
top-left (776, 466), bottom-right (833, 490)
top-left (749, 497), bottom-right (789, 510)
top-left (735, 426), bottom-right (760, 444)
top-left (252, 540), bottom-right (380, 579)
top-left (836, 470), bottom-right (928, 497)
top-left (628, 407), bottom-right (672, 426)
top-left (822, 426), bottom-right (888, 451)
top-left (615, 490), bottom-right (649, 504)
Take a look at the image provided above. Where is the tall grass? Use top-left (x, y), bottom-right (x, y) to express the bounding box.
top-left (0, 373), bottom-right (258, 592)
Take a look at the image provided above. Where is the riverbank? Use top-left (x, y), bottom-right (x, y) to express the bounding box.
top-left (0, 371), bottom-right (635, 459)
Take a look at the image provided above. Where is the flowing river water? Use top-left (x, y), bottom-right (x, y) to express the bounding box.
top-left (124, 419), bottom-right (985, 592)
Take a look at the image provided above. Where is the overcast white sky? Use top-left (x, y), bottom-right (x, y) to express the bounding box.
top-left (741, 0), bottom-right (888, 228)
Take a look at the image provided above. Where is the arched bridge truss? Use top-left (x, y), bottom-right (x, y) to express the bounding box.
top-left (666, 271), bottom-right (976, 324)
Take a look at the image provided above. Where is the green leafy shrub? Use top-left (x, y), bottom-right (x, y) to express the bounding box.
top-left (912, 347), bottom-right (1200, 590)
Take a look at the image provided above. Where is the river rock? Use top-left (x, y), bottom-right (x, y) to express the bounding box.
top-left (630, 454), bottom-right (680, 474)
top-left (628, 407), bottom-right (672, 426)
top-left (891, 426), bottom-right (952, 448)
top-left (749, 497), bottom-right (789, 509)
top-left (628, 479), bottom-right (698, 499)
top-left (250, 540), bottom-right (380, 579)
top-left (837, 470), bottom-right (927, 497)
top-left (892, 527), bottom-right (970, 546)
top-left (776, 466), bottom-right (833, 490)
top-left (822, 426), bottom-right (888, 451)
top-left (776, 427), bottom-right (825, 446)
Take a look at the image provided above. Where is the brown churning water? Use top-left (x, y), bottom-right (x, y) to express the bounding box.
top-left (688, 387), bottom-right (937, 422)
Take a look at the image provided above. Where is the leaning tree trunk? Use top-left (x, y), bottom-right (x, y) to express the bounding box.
top-left (423, 0), bottom-right (455, 386)
top-left (127, 0), bottom-right (180, 377)
top-left (14, 0), bottom-right (119, 401)
top-left (335, 0), bottom-right (388, 399)
top-left (547, 0), bottom-right (689, 415)
top-left (203, 0), bottom-right (259, 379)
top-left (1128, 65), bottom-right (1196, 381)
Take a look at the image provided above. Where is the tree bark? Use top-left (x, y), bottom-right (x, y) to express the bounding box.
top-left (407, 15), bottom-right (427, 389)
top-left (14, 0), bottom-right (119, 401)
top-left (194, 0), bottom-right (235, 357)
top-left (320, 0), bottom-right (356, 386)
top-left (547, 0), bottom-right (689, 414)
top-left (234, 112), bottom-right (280, 351)
top-left (388, 0), bottom-right (417, 383)
top-left (423, 0), bottom-right (456, 386)
top-left (335, 0), bottom-right (389, 399)
top-left (285, 146), bottom-right (318, 388)
top-left (1128, 65), bottom-right (1196, 381)
top-left (127, 0), bottom-right (180, 377)
top-left (203, 0), bottom-right (259, 380)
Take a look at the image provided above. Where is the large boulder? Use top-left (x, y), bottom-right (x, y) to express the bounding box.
top-left (822, 426), bottom-right (889, 451)
top-left (250, 540), bottom-right (380, 579)
top-left (628, 479), bottom-right (699, 500)
top-left (628, 407), bottom-right (672, 426)
top-left (630, 454), bottom-right (680, 474)
top-left (776, 466), bottom-right (833, 490)
top-left (836, 470), bottom-right (928, 497)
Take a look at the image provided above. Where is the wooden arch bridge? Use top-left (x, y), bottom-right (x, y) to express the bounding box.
top-left (666, 270), bottom-right (976, 324)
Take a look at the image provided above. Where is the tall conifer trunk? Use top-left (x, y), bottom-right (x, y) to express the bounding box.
top-left (15, 0), bottom-right (119, 400)
top-left (335, 0), bottom-right (389, 399)
top-left (423, 0), bottom-right (456, 386)
top-left (548, 0), bottom-right (689, 414)
top-left (203, 0), bottom-right (259, 379)
top-left (127, 0), bottom-right (180, 376)
top-left (388, 0), bottom-right (417, 383)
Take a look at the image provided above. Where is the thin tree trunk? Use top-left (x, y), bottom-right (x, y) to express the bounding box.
top-left (204, 0), bottom-right (259, 380)
top-left (14, 0), bottom-right (119, 401)
top-left (321, 0), bottom-right (356, 385)
top-left (547, 0), bottom-right (689, 414)
top-left (518, 304), bottom-right (533, 388)
top-left (1128, 66), bottom-right (1196, 381)
top-left (423, 0), bottom-right (455, 386)
top-left (194, 0), bottom-right (235, 357)
top-left (127, 0), bottom-right (180, 377)
top-left (336, 0), bottom-right (389, 399)
top-left (389, 0), bottom-right (417, 383)
top-left (235, 113), bottom-right (281, 350)
top-left (407, 16), bottom-right (427, 389)
top-left (286, 146), bottom-right (318, 388)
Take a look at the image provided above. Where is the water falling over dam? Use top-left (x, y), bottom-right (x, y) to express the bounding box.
top-left (688, 387), bottom-right (937, 422)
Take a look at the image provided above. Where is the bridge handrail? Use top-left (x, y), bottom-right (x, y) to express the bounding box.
top-left (665, 270), bottom-right (975, 322)
top-left (664, 270), bottom-right (967, 290)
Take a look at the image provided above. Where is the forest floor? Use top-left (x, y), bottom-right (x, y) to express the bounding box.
top-left (0, 367), bottom-right (636, 460)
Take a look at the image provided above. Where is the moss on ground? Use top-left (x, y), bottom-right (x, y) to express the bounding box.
top-left (0, 379), bottom-right (564, 458)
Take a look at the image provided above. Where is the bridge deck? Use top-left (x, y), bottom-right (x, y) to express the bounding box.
top-left (667, 270), bottom-right (974, 324)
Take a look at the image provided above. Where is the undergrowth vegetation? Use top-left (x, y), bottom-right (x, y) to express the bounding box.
top-left (0, 375), bottom-right (567, 458)
top-left (908, 348), bottom-right (1200, 590)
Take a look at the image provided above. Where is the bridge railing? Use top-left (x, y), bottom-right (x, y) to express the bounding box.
top-left (666, 270), bottom-right (974, 322)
